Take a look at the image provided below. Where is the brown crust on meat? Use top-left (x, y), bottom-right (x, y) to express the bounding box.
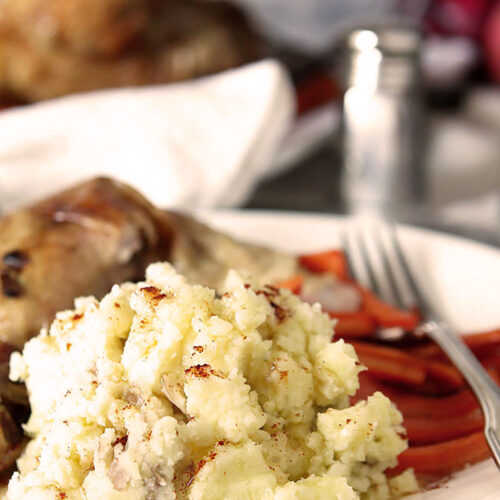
top-left (0, 177), bottom-right (175, 349)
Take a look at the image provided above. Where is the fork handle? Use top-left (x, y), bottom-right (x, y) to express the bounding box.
top-left (424, 320), bottom-right (500, 469)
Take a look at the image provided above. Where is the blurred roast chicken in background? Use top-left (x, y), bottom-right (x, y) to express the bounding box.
top-left (0, 0), bottom-right (262, 103)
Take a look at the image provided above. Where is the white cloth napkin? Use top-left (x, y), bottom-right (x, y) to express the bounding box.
top-left (0, 59), bottom-right (294, 213)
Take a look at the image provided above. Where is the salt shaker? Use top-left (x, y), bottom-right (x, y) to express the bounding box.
top-left (337, 24), bottom-right (426, 219)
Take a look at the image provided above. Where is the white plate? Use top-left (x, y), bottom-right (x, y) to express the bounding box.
top-left (196, 209), bottom-right (500, 500)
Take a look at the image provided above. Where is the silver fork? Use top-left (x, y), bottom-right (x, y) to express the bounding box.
top-left (342, 221), bottom-right (500, 469)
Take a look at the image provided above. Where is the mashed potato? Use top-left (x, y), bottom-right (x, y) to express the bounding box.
top-left (6, 263), bottom-right (417, 499)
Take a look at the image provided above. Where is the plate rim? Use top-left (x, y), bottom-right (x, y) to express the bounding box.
top-left (194, 207), bottom-right (500, 256)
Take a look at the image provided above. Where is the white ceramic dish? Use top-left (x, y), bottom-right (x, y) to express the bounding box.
top-left (197, 210), bottom-right (500, 500)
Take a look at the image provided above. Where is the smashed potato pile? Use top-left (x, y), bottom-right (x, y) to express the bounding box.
top-left (6, 263), bottom-right (417, 499)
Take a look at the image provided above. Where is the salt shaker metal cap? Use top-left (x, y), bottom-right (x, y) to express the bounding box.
top-left (338, 23), bottom-right (426, 219)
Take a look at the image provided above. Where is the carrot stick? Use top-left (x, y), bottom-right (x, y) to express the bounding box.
top-left (299, 250), bottom-right (348, 280)
top-left (350, 341), bottom-right (426, 385)
top-left (329, 311), bottom-right (376, 339)
top-left (462, 329), bottom-right (500, 350)
top-left (353, 373), bottom-right (479, 418)
top-left (395, 389), bottom-right (479, 418)
top-left (350, 372), bottom-right (387, 404)
top-left (354, 358), bottom-right (426, 387)
top-left (350, 341), bottom-right (421, 365)
top-left (410, 330), bottom-right (500, 360)
top-left (274, 275), bottom-right (304, 294)
top-left (481, 355), bottom-right (500, 372)
top-left (356, 353), bottom-right (426, 386)
top-left (391, 432), bottom-right (491, 476)
top-left (360, 289), bottom-right (419, 331)
top-left (408, 343), bottom-right (443, 359)
top-left (404, 414), bottom-right (484, 445)
top-left (351, 340), bottom-right (465, 389)
top-left (424, 359), bottom-right (464, 390)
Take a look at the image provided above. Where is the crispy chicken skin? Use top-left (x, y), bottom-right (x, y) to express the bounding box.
top-left (0, 177), bottom-right (175, 349)
top-left (0, 177), bottom-right (297, 349)
top-left (0, 0), bottom-right (262, 102)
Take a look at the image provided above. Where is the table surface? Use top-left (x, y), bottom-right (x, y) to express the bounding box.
top-left (246, 144), bottom-right (343, 213)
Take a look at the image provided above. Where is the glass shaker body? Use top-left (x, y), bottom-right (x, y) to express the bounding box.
top-left (339, 27), bottom-right (426, 219)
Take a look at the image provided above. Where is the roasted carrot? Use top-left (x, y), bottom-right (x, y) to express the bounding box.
top-left (353, 373), bottom-right (480, 418)
top-left (360, 288), bottom-right (419, 331)
top-left (274, 275), bottom-right (304, 294)
top-left (351, 340), bottom-right (465, 389)
top-left (481, 354), bottom-right (500, 372)
top-left (393, 389), bottom-right (479, 418)
top-left (350, 341), bottom-right (420, 364)
top-left (356, 353), bottom-right (426, 386)
top-left (408, 343), bottom-right (443, 359)
top-left (462, 329), bottom-right (500, 350)
top-left (410, 329), bottom-right (500, 360)
top-left (350, 373), bottom-right (386, 404)
top-left (391, 432), bottom-right (491, 476)
top-left (411, 378), bottom-right (463, 397)
top-left (329, 311), bottom-right (376, 339)
top-left (350, 341), bottom-right (430, 369)
top-left (299, 250), bottom-right (348, 280)
top-left (404, 414), bottom-right (484, 445)
top-left (351, 341), bottom-right (426, 385)
top-left (424, 359), bottom-right (464, 390)
top-left (353, 355), bottom-right (426, 388)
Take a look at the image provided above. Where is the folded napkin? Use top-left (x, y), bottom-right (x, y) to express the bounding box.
top-left (0, 60), bottom-right (294, 214)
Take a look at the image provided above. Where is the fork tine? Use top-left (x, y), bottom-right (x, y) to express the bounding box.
top-left (354, 229), bottom-right (383, 298)
top-left (340, 231), bottom-right (358, 283)
top-left (342, 222), bottom-right (413, 340)
top-left (372, 227), bottom-right (407, 309)
top-left (388, 225), bottom-right (428, 310)
top-left (343, 222), bottom-right (418, 310)
top-left (341, 229), bottom-right (379, 293)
